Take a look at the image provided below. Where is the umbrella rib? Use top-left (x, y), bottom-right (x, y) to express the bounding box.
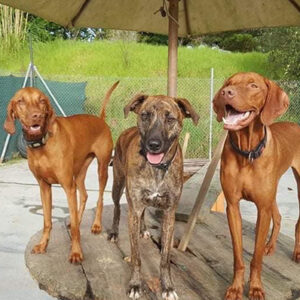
top-left (70, 0), bottom-right (91, 27)
top-left (288, 0), bottom-right (300, 13)
top-left (183, 0), bottom-right (191, 36)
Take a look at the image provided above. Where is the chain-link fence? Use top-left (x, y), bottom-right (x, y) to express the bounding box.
top-left (1, 69), bottom-right (300, 160)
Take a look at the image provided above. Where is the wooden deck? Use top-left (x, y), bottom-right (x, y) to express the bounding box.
top-left (25, 203), bottom-right (300, 300)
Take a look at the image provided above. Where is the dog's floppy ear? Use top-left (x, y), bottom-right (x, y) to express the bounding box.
top-left (4, 100), bottom-right (16, 135)
top-left (213, 79), bottom-right (229, 122)
top-left (175, 98), bottom-right (199, 125)
top-left (45, 97), bottom-right (56, 134)
top-left (260, 79), bottom-right (289, 125)
top-left (124, 94), bottom-right (148, 118)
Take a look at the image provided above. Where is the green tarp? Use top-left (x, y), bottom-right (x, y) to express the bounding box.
top-left (0, 75), bottom-right (87, 161)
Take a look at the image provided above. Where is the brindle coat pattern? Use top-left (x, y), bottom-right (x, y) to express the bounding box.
top-left (108, 95), bottom-right (199, 299)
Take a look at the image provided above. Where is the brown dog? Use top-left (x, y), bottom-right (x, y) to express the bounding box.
top-left (4, 82), bottom-right (119, 263)
top-left (213, 72), bottom-right (300, 300)
top-left (108, 94), bottom-right (199, 299)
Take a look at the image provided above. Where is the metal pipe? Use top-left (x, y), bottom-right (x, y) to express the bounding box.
top-left (209, 68), bottom-right (214, 160)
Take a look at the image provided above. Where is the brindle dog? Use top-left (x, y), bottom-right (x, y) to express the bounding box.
top-left (108, 94), bottom-right (199, 300)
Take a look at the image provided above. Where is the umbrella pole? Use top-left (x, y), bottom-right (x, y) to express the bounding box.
top-left (167, 0), bottom-right (179, 97)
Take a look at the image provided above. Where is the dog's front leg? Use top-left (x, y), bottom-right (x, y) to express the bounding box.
top-left (160, 208), bottom-right (178, 300)
top-left (128, 204), bottom-right (144, 299)
top-left (32, 180), bottom-right (52, 254)
top-left (225, 201), bottom-right (245, 300)
top-left (249, 203), bottom-right (272, 300)
top-left (62, 181), bottom-right (83, 263)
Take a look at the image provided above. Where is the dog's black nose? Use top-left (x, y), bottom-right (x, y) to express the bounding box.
top-left (147, 139), bottom-right (162, 152)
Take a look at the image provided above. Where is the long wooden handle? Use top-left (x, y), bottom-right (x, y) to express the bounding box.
top-left (178, 130), bottom-right (228, 252)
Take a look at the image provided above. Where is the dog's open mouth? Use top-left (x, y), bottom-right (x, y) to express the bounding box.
top-left (30, 124), bottom-right (41, 132)
top-left (146, 152), bottom-right (164, 165)
top-left (22, 123), bottom-right (42, 135)
top-left (223, 105), bottom-right (252, 126)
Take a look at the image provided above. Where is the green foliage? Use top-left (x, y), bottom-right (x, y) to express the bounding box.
top-left (137, 32), bottom-right (168, 45)
top-left (202, 30), bottom-right (258, 52)
top-left (221, 33), bottom-right (258, 52)
top-left (266, 28), bottom-right (300, 80)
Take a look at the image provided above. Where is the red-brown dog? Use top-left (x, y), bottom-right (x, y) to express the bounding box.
top-left (4, 82), bottom-right (118, 263)
top-left (213, 72), bottom-right (300, 299)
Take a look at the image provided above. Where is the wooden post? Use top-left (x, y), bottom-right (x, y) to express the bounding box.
top-left (182, 132), bottom-right (190, 159)
top-left (178, 130), bottom-right (228, 251)
top-left (167, 0), bottom-right (179, 97)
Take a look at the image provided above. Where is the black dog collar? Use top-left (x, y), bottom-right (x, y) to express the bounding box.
top-left (25, 133), bottom-right (49, 149)
top-left (229, 126), bottom-right (267, 162)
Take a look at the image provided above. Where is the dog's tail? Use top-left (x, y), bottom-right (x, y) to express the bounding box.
top-left (99, 81), bottom-right (120, 119)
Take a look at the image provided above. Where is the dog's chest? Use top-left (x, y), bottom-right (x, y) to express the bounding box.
top-left (132, 171), bottom-right (181, 209)
top-left (28, 154), bottom-right (58, 184)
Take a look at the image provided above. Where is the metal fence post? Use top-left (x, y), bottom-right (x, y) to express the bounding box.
top-left (209, 68), bottom-right (214, 160)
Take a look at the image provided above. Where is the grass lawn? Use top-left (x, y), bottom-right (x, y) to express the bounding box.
top-left (0, 39), bottom-right (269, 79)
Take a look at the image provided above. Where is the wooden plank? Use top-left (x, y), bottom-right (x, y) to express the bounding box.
top-left (177, 212), bottom-right (300, 299)
top-left (208, 213), bottom-right (300, 290)
top-left (178, 130), bottom-right (228, 251)
top-left (101, 204), bottom-right (157, 299)
top-left (25, 221), bottom-right (87, 300)
top-left (176, 163), bottom-right (222, 223)
top-left (78, 209), bottom-right (132, 300)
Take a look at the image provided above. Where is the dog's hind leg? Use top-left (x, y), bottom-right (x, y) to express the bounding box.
top-left (292, 166), bottom-right (300, 263)
top-left (76, 156), bottom-right (94, 226)
top-left (140, 209), bottom-right (151, 239)
top-left (108, 160), bottom-right (125, 242)
top-left (91, 155), bottom-right (111, 234)
top-left (264, 201), bottom-right (281, 256)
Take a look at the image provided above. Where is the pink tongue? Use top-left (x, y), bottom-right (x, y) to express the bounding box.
top-left (225, 112), bottom-right (244, 123)
top-left (146, 153), bottom-right (164, 164)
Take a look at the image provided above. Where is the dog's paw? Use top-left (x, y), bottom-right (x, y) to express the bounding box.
top-left (264, 242), bottom-right (276, 256)
top-left (162, 288), bottom-right (179, 300)
top-left (249, 286), bottom-right (265, 300)
top-left (69, 251), bottom-right (83, 264)
top-left (141, 230), bottom-right (151, 239)
top-left (31, 243), bottom-right (47, 254)
top-left (127, 285), bottom-right (142, 299)
top-left (225, 284), bottom-right (243, 300)
top-left (91, 223), bottom-right (102, 234)
top-left (292, 250), bottom-right (300, 263)
top-left (107, 232), bottom-right (118, 243)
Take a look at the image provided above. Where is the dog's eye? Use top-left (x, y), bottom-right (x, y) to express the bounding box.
top-left (40, 99), bottom-right (46, 104)
top-left (250, 83), bottom-right (258, 88)
top-left (167, 116), bottom-right (176, 123)
top-left (141, 112), bottom-right (150, 121)
top-left (17, 99), bottom-right (25, 105)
